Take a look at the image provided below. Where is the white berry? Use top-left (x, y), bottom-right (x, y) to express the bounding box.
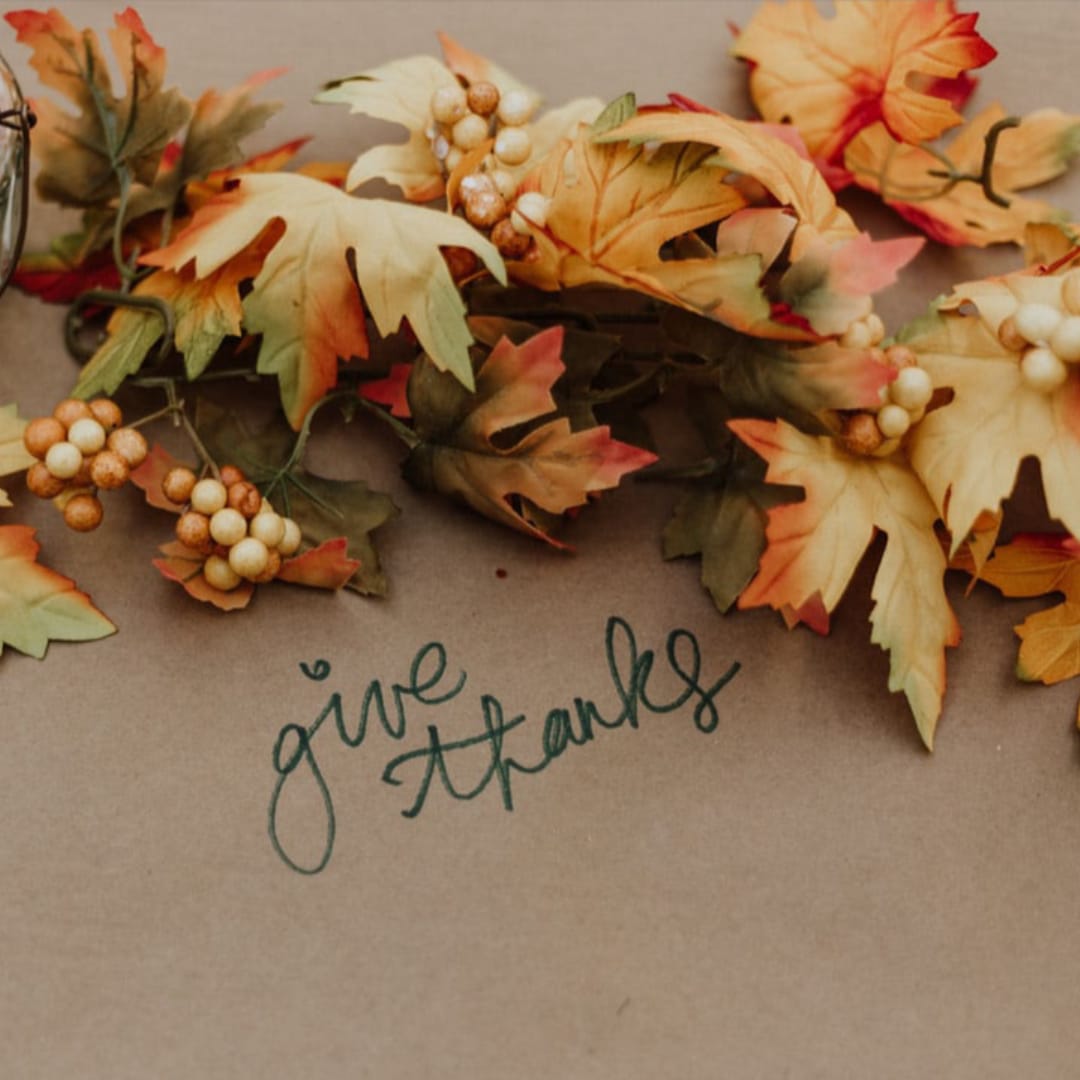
top-left (278, 518), bottom-right (302, 557)
top-left (190, 477), bottom-right (228, 515)
top-left (512, 191), bottom-right (549, 231)
top-left (876, 403), bottom-right (911, 439)
top-left (889, 366), bottom-right (934, 411)
top-left (249, 511), bottom-right (286, 549)
top-left (864, 313), bottom-right (885, 346)
top-left (66, 417), bottom-right (106, 454)
top-left (203, 554), bottom-right (242, 592)
top-left (1020, 346), bottom-right (1068, 392)
top-left (1013, 302), bottom-right (1063, 345)
top-left (229, 536), bottom-right (270, 581)
top-left (1050, 316), bottom-right (1080, 362)
top-left (489, 168), bottom-right (517, 201)
top-left (209, 507), bottom-right (247, 547)
top-left (1063, 270), bottom-right (1080, 315)
top-left (840, 320), bottom-right (873, 350)
top-left (44, 440), bottom-right (82, 480)
top-left (444, 147), bottom-right (463, 173)
top-left (496, 89), bottom-right (535, 127)
top-left (431, 84), bottom-right (468, 125)
top-left (493, 126), bottom-right (532, 166)
top-left (452, 113), bottom-right (489, 151)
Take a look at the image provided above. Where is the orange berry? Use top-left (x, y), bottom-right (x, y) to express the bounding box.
top-left (466, 81), bottom-right (499, 117)
top-left (840, 412), bottom-right (883, 457)
top-left (52, 398), bottom-right (93, 429)
top-left (162, 466), bottom-right (197, 505)
top-left (491, 217), bottom-right (531, 258)
top-left (175, 510), bottom-right (212, 553)
top-left (227, 480), bottom-right (262, 519)
top-left (219, 464), bottom-right (246, 487)
top-left (251, 547), bottom-right (282, 584)
top-left (26, 461), bottom-right (66, 498)
top-left (88, 398), bottom-right (123, 431)
top-left (88, 449), bottom-right (130, 490)
top-left (443, 246), bottom-right (480, 281)
top-left (106, 426), bottom-right (148, 468)
top-left (23, 416), bottom-right (66, 460)
top-left (63, 492), bottom-right (104, 532)
top-left (463, 189), bottom-right (507, 229)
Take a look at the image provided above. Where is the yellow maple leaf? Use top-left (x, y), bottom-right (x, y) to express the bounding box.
top-left (845, 105), bottom-right (1080, 246)
top-left (732, 418), bottom-right (960, 748)
top-left (904, 257), bottom-right (1080, 548)
top-left (0, 404), bottom-right (35, 507)
top-left (964, 533), bottom-right (1080, 685)
top-left (315, 38), bottom-right (601, 202)
top-left (512, 110), bottom-right (920, 340)
top-left (731, 0), bottom-right (996, 166)
top-left (143, 171), bottom-right (505, 428)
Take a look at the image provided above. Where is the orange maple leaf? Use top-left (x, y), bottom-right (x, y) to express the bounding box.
top-left (731, 0), bottom-right (996, 169)
top-left (731, 418), bottom-right (960, 748)
top-left (404, 326), bottom-right (656, 547)
top-left (964, 533), bottom-right (1080, 685)
top-left (845, 104), bottom-right (1080, 246)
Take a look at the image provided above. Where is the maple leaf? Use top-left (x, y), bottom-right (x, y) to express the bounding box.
top-left (277, 538), bottom-right (362, 590)
top-left (731, 0), bottom-right (996, 168)
top-left (903, 258), bottom-right (1080, 549)
top-left (153, 541), bottom-right (255, 611)
top-left (959, 533), bottom-right (1080, 685)
top-left (74, 222), bottom-right (285, 399)
top-left (315, 37), bottom-right (602, 202)
top-left (6, 7), bottom-right (191, 206)
top-left (0, 525), bottom-right (116, 657)
top-left (0, 404), bottom-right (36, 507)
top-left (731, 418), bottom-right (961, 749)
top-left (845, 105), bottom-right (1080, 246)
top-left (195, 403), bottom-right (399, 596)
top-left (514, 110), bottom-right (919, 341)
top-left (404, 327), bottom-right (655, 547)
top-left (662, 391), bottom-right (801, 613)
top-left (661, 307), bottom-right (893, 430)
top-left (143, 171), bottom-right (505, 427)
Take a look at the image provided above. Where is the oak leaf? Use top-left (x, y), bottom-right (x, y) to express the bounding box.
top-left (404, 327), bottom-right (655, 547)
top-left (0, 525), bottom-right (116, 656)
top-left (143, 171), bottom-right (505, 427)
top-left (732, 418), bottom-right (960, 748)
top-left (903, 258), bottom-right (1080, 548)
top-left (845, 105), bottom-right (1080, 246)
top-left (6, 7), bottom-right (191, 206)
top-left (731, 0), bottom-right (996, 168)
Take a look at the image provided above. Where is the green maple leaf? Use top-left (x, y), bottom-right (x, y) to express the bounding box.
top-left (0, 526), bottom-right (116, 658)
top-left (196, 401), bottom-right (399, 596)
top-left (6, 7), bottom-right (191, 207)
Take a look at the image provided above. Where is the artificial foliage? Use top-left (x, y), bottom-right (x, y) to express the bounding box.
top-left (3, 2), bottom-right (1080, 749)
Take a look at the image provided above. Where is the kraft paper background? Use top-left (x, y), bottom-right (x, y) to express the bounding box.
top-left (2, 3), bottom-right (1079, 1077)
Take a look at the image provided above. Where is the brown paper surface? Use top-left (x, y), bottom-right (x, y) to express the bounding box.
top-left (2, 3), bottom-right (1079, 1077)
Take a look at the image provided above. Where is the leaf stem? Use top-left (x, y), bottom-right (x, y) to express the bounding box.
top-left (356, 395), bottom-right (421, 449)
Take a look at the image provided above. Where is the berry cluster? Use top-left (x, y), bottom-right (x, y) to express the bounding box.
top-left (163, 464), bottom-right (302, 592)
top-left (22, 398), bottom-right (148, 531)
top-left (428, 79), bottom-right (551, 259)
top-left (841, 344), bottom-right (935, 457)
top-left (997, 270), bottom-right (1080, 393)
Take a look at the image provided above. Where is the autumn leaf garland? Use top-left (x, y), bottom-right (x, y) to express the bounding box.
top-left (5, 2), bottom-right (1080, 753)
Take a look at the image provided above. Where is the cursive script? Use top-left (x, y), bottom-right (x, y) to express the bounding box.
top-left (268, 615), bottom-right (739, 875)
